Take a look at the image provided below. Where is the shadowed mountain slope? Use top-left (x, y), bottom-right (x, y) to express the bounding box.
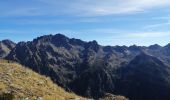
top-left (116, 52), bottom-right (170, 100)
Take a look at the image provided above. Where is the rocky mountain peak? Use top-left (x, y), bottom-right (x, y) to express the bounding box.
top-left (86, 40), bottom-right (100, 52)
top-left (1, 39), bottom-right (16, 49)
top-left (128, 45), bottom-right (146, 52)
top-left (165, 43), bottom-right (170, 48)
top-left (0, 40), bottom-right (16, 58)
top-left (53, 33), bottom-right (68, 40)
top-left (87, 40), bottom-right (98, 47)
top-left (148, 44), bottom-right (161, 50)
top-left (1, 39), bottom-right (15, 44)
top-left (129, 51), bottom-right (164, 66)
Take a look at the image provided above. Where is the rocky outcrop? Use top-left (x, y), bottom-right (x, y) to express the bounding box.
top-left (0, 40), bottom-right (16, 58)
top-left (99, 93), bottom-right (128, 100)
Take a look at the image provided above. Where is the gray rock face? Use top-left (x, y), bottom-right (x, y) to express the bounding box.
top-left (0, 40), bottom-right (16, 58)
top-left (4, 34), bottom-right (170, 100)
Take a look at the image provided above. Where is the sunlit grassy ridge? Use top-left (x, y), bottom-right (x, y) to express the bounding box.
top-left (0, 59), bottom-right (86, 100)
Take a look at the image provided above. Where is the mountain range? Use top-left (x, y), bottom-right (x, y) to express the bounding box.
top-left (1, 34), bottom-right (170, 100)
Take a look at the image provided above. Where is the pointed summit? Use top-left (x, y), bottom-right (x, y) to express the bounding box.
top-left (54, 33), bottom-right (68, 39)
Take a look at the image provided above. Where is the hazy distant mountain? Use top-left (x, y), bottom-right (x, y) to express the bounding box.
top-left (3, 34), bottom-right (170, 100)
top-left (0, 40), bottom-right (16, 58)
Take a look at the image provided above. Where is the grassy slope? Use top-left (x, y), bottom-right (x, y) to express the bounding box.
top-left (0, 60), bottom-right (86, 100)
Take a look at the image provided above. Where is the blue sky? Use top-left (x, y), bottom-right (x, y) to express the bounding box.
top-left (0, 0), bottom-right (170, 46)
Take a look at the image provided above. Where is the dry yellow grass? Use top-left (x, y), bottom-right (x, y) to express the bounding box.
top-left (0, 59), bottom-right (87, 100)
